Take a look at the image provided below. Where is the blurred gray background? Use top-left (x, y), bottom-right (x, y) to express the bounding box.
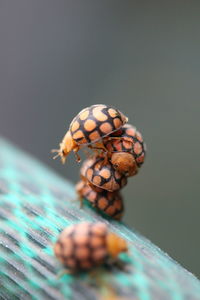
top-left (0, 1), bottom-right (200, 277)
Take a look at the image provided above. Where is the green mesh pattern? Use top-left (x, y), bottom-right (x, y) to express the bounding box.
top-left (0, 138), bottom-right (199, 300)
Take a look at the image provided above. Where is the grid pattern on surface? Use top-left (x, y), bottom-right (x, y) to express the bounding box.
top-left (0, 138), bottom-right (200, 300)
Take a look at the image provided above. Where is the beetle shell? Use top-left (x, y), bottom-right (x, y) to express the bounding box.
top-left (76, 180), bottom-right (124, 220)
top-left (80, 156), bottom-right (127, 192)
top-left (104, 124), bottom-right (146, 167)
top-left (70, 104), bottom-right (128, 146)
top-left (54, 222), bottom-right (108, 271)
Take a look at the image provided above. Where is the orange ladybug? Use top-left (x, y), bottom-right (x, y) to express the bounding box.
top-left (53, 104), bottom-right (128, 163)
top-left (54, 222), bottom-right (128, 272)
top-left (76, 180), bottom-right (124, 220)
top-left (80, 156), bottom-right (127, 192)
top-left (104, 124), bottom-right (146, 176)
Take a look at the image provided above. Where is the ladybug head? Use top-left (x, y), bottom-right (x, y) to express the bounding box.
top-left (111, 152), bottom-right (138, 177)
top-left (52, 130), bottom-right (77, 164)
top-left (106, 232), bottom-right (128, 258)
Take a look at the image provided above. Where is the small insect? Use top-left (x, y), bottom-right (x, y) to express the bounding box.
top-left (104, 124), bottom-right (146, 176)
top-left (76, 180), bottom-right (124, 220)
top-left (54, 222), bottom-right (128, 272)
top-left (80, 156), bottom-right (127, 192)
top-left (52, 104), bottom-right (128, 163)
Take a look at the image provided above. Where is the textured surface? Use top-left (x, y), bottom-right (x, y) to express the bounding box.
top-left (0, 138), bottom-right (199, 300)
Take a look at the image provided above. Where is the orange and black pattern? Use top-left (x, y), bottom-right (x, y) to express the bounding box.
top-left (69, 104), bottom-right (127, 145)
top-left (80, 156), bottom-right (127, 192)
top-left (76, 181), bottom-right (124, 220)
top-left (104, 124), bottom-right (146, 167)
top-left (54, 222), bottom-right (108, 271)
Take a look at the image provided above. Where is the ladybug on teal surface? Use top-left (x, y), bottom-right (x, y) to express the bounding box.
top-left (54, 222), bottom-right (128, 272)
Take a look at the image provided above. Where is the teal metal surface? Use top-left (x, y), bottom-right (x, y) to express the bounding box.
top-left (0, 138), bottom-right (199, 300)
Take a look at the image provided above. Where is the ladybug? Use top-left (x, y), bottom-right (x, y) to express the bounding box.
top-left (104, 124), bottom-right (146, 176)
top-left (80, 156), bottom-right (127, 192)
top-left (76, 180), bottom-right (124, 220)
top-left (54, 222), bottom-right (128, 272)
top-left (53, 104), bottom-right (128, 163)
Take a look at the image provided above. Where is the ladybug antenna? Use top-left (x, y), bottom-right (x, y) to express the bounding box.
top-left (74, 152), bottom-right (81, 163)
top-left (52, 150), bottom-right (66, 164)
top-left (51, 149), bottom-right (62, 160)
top-left (52, 153), bottom-right (60, 160)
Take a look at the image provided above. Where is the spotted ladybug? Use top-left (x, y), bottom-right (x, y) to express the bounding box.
top-left (104, 124), bottom-right (146, 176)
top-left (54, 222), bottom-right (128, 272)
top-left (76, 180), bottom-right (124, 220)
top-left (53, 104), bottom-right (128, 163)
top-left (80, 156), bottom-right (127, 192)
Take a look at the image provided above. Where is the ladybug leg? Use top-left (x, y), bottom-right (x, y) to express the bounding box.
top-left (101, 150), bottom-right (113, 166)
top-left (106, 257), bottom-right (129, 272)
top-left (88, 145), bottom-right (108, 160)
top-left (74, 150), bottom-right (81, 162)
top-left (89, 142), bottom-right (108, 152)
top-left (89, 144), bottom-right (111, 165)
top-left (106, 137), bottom-right (125, 142)
top-left (88, 145), bottom-right (106, 152)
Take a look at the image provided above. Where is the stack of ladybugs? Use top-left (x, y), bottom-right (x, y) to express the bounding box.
top-left (53, 104), bottom-right (146, 272)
